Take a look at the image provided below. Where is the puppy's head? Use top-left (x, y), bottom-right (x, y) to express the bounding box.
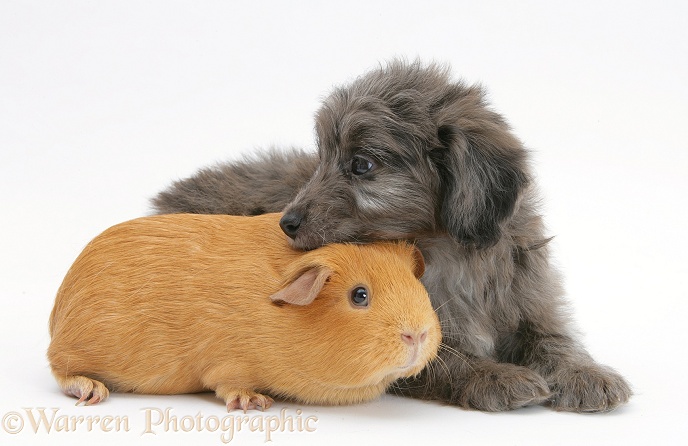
top-left (281, 60), bottom-right (529, 250)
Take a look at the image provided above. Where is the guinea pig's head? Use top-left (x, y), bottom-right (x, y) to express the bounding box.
top-left (270, 242), bottom-right (441, 392)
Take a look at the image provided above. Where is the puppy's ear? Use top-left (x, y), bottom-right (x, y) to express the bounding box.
top-left (434, 105), bottom-right (529, 249)
top-left (270, 267), bottom-right (332, 306)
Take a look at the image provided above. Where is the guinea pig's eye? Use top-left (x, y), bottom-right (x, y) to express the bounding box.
top-left (351, 155), bottom-right (374, 176)
top-left (350, 286), bottom-right (369, 307)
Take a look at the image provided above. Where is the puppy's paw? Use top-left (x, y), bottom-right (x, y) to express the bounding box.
top-left (458, 362), bottom-right (551, 411)
top-left (546, 363), bottom-right (631, 413)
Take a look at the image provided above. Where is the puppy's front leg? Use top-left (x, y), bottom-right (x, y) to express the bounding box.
top-left (499, 245), bottom-right (632, 412)
top-left (499, 320), bottom-right (632, 413)
top-left (391, 348), bottom-right (551, 411)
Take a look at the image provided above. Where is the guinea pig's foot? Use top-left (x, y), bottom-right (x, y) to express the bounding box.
top-left (57, 375), bottom-right (110, 406)
top-left (218, 388), bottom-right (274, 413)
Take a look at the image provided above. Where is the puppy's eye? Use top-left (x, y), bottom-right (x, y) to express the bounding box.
top-left (351, 155), bottom-right (374, 175)
top-left (350, 286), bottom-right (369, 307)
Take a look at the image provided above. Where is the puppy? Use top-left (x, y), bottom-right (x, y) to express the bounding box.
top-left (153, 60), bottom-right (631, 412)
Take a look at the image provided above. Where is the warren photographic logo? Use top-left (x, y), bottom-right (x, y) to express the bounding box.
top-left (2, 406), bottom-right (318, 443)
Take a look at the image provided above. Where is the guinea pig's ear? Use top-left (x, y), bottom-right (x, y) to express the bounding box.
top-left (270, 267), bottom-right (332, 306)
top-left (411, 246), bottom-right (425, 279)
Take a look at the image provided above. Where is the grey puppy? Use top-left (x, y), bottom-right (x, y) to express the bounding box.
top-left (153, 60), bottom-right (631, 412)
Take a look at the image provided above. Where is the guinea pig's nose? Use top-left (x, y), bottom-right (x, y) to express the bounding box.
top-left (280, 211), bottom-right (303, 239)
top-left (401, 330), bottom-right (428, 346)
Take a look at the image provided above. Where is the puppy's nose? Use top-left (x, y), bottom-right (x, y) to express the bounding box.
top-left (280, 211), bottom-right (303, 239)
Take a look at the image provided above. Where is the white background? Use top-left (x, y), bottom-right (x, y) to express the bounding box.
top-left (1, 1), bottom-right (687, 445)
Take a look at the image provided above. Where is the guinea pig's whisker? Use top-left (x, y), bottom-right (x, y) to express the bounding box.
top-left (432, 354), bottom-right (452, 382)
top-left (388, 383), bottom-right (402, 398)
top-left (392, 378), bottom-right (426, 392)
top-left (438, 343), bottom-right (473, 371)
top-left (432, 298), bottom-right (453, 313)
top-left (438, 322), bottom-right (458, 332)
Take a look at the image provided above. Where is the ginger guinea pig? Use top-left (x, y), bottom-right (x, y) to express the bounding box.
top-left (47, 213), bottom-right (440, 411)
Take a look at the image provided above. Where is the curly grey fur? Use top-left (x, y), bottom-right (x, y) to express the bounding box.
top-left (152, 60), bottom-right (631, 412)
top-left (152, 148), bottom-right (318, 216)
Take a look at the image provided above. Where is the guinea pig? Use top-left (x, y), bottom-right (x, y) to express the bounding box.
top-left (47, 212), bottom-right (441, 411)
